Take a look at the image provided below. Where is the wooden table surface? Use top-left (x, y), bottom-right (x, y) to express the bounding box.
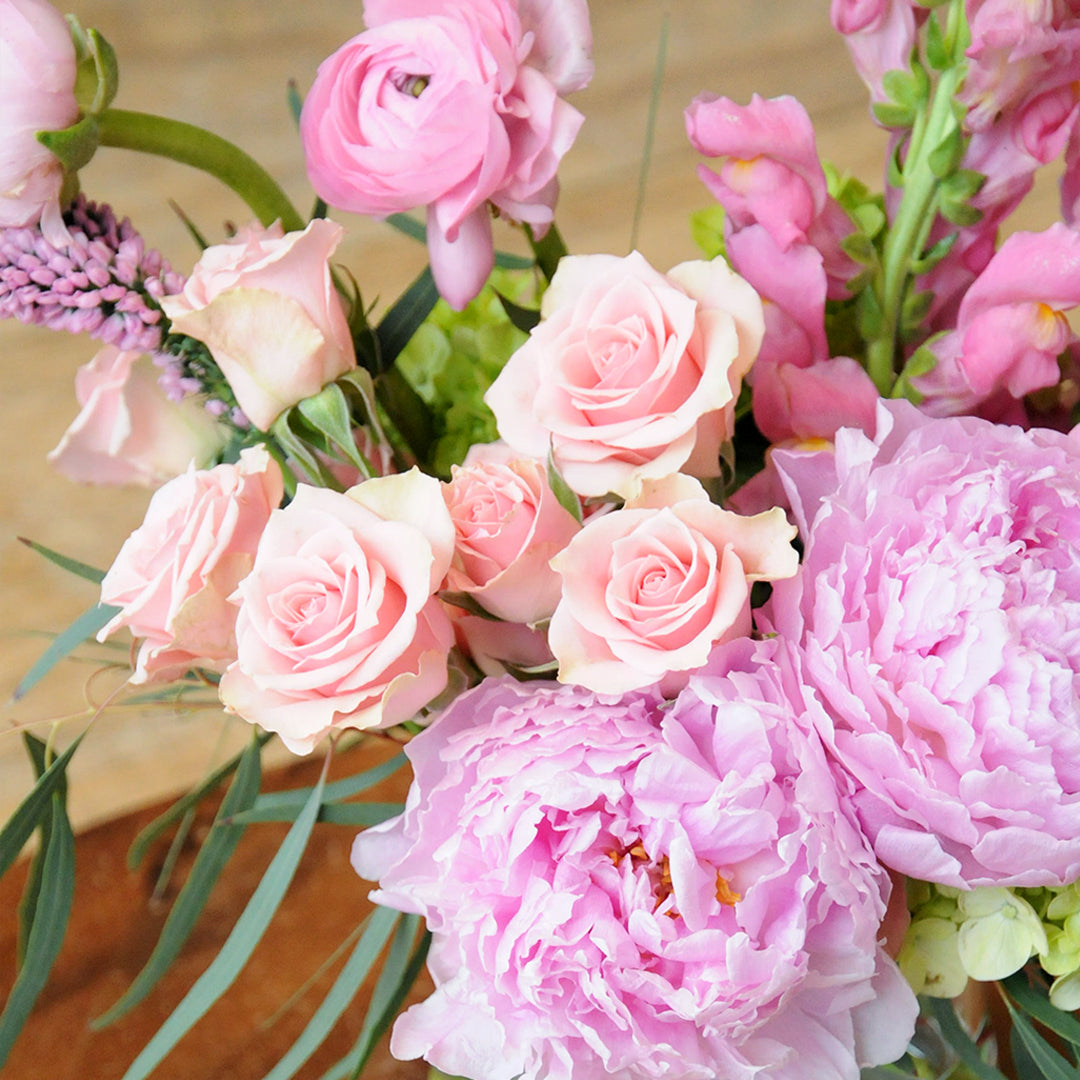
top-left (0, 0), bottom-right (1064, 828)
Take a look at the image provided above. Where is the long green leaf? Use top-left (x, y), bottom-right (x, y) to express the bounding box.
top-left (0, 786), bottom-right (75, 1069)
top-left (227, 802), bottom-right (402, 828)
top-left (375, 267), bottom-right (438, 372)
top-left (17, 537), bottom-right (106, 584)
top-left (261, 906), bottom-right (400, 1080)
top-left (629, 12), bottom-right (669, 252)
top-left (127, 731), bottom-right (274, 870)
top-left (15, 736), bottom-right (57, 965)
top-left (924, 997), bottom-right (1009, 1080)
top-left (0, 732), bottom-right (83, 881)
top-left (119, 763), bottom-right (328, 1080)
top-left (319, 918), bottom-right (430, 1080)
top-left (93, 734), bottom-right (264, 1028)
top-left (12, 603), bottom-right (118, 701)
top-left (1003, 972), bottom-right (1080, 1053)
top-left (1005, 1002), bottom-right (1080, 1080)
top-left (247, 752), bottom-right (405, 812)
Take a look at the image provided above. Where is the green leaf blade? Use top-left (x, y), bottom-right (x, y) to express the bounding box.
top-left (12, 603), bottom-right (119, 701)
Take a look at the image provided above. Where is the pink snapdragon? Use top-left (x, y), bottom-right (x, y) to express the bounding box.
top-left (352, 656), bottom-right (916, 1080)
top-left (830, 0), bottom-right (922, 105)
top-left (766, 400), bottom-right (1080, 889)
top-left (914, 224), bottom-right (1080, 415)
top-left (300, 0), bottom-right (591, 309)
top-left (0, 0), bottom-right (79, 243)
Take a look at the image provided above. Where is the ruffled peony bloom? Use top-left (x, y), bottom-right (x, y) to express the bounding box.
top-left (766, 400), bottom-right (1080, 888)
top-left (485, 251), bottom-right (763, 498)
top-left (97, 446), bottom-right (283, 682)
top-left (353, 650), bottom-right (916, 1080)
top-left (220, 469), bottom-right (455, 754)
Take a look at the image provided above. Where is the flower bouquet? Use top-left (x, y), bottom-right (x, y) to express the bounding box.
top-left (4, 0), bottom-right (1080, 1078)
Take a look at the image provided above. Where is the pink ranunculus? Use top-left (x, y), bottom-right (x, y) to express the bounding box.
top-left (47, 346), bottom-right (228, 487)
top-left (485, 251), bottom-right (764, 498)
top-left (351, 652), bottom-right (916, 1080)
top-left (220, 469), bottom-right (455, 754)
top-left (300, 0), bottom-right (589, 310)
top-left (442, 441), bottom-right (580, 624)
top-left (0, 0), bottom-right (79, 243)
top-left (766, 400), bottom-right (1080, 888)
top-left (159, 219), bottom-right (356, 431)
top-left (97, 446), bottom-right (284, 683)
top-left (548, 474), bottom-right (798, 694)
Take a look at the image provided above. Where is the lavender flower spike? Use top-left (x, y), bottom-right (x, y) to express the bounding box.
top-left (0, 195), bottom-right (184, 353)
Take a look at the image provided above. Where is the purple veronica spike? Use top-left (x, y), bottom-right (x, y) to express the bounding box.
top-left (0, 195), bottom-right (185, 354)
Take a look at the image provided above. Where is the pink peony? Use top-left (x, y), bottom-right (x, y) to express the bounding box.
top-left (159, 219), bottom-right (356, 431)
top-left (47, 346), bottom-right (228, 487)
top-left (97, 446), bottom-right (283, 683)
top-left (220, 469), bottom-right (455, 754)
top-left (766, 400), bottom-right (1080, 888)
top-left (300, 0), bottom-right (590, 310)
top-left (485, 251), bottom-right (763, 498)
top-left (442, 442), bottom-right (580, 624)
top-left (352, 650), bottom-right (916, 1080)
top-left (548, 474), bottom-right (798, 694)
top-left (0, 0), bottom-right (79, 243)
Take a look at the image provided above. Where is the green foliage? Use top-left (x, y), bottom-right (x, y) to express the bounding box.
top-left (395, 268), bottom-right (536, 475)
top-left (689, 204), bottom-right (727, 261)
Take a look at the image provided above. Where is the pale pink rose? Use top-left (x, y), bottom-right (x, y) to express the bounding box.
top-left (220, 469), bottom-right (455, 754)
top-left (47, 346), bottom-right (228, 487)
top-left (159, 219), bottom-right (356, 431)
top-left (0, 0), bottom-right (79, 243)
top-left (485, 251), bottom-right (764, 498)
top-left (548, 474), bottom-right (798, 694)
top-left (97, 446), bottom-right (284, 683)
top-left (442, 442), bottom-right (580, 623)
top-left (300, 1), bottom-right (589, 309)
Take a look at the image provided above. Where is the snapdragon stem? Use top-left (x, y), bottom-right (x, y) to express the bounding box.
top-left (96, 108), bottom-right (305, 234)
top-left (865, 64), bottom-right (964, 394)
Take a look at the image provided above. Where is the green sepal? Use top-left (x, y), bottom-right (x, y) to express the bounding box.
top-left (546, 450), bottom-right (584, 526)
top-left (938, 197), bottom-right (983, 227)
top-left (36, 114), bottom-right (100, 174)
top-left (857, 285), bottom-right (885, 342)
top-left (690, 204), bottom-right (727, 260)
top-left (928, 122), bottom-right (966, 179)
top-left (841, 231), bottom-right (879, 268)
top-left (882, 62), bottom-right (930, 113)
top-left (900, 289), bottom-right (934, 337)
top-left (437, 590), bottom-right (503, 621)
top-left (67, 18), bottom-right (119, 115)
top-left (269, 411), bottom-right (346, 491)
top-left (891, 341), bottom-right (941, 403)
top-left (941, 168), bottom-right (986, 202)
top-left (295, 381), bottom-right (374, 479)
top-left (910, 230), bottom-right (958, 275)
top-left (888, 140), bottom-right (906, 188)
top-left (850, 200), bottom-right (886, 240)
top-left (925, 9), bottom-right (950, 70)
top-left (873, 100), bottom-right (917, 129)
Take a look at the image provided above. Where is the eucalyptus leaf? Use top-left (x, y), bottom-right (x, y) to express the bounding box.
top-left (94, 734), bottom-right (264, 1029)
top-left (15, 736), bottom-right (57, 966)
top-left (12, 602), bottom-right (119, 701)
top-left (1003, 972), bottom-right (1080, 1053)
top-left (226, 801), bottom-right (403, 828)
top-left (924, 996), bottom-right (1010, 1080)
top-left (118, 762), bottom-right (327, 1080)
top-left (247, 751), bottom-right (406, 812)
top-left (17, 537), bottom-right (105, 584)
top-left (1004, 1002), bottom-right (1080, 1079)
top-left (0, 786), bottom-right (75, 1070)
top-left (260, 907), bottom-right (400, 1080)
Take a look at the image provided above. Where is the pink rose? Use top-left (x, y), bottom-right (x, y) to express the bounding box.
top-left (485, 251), bottom-right (764, 498)
top-left (159, 219), bottom-right (356, 431)
top-left (299, 0), bottom-right (589, 309)
top-left (442, 442), bottom-right (580, 623)
top-left (548, 474), bottom-right (798, 694)
top-left (220, 469), bottom-right (455, 754)
top-left (97, 446), bottom-right (284, 683)
top-left (47, 346), bottom-right (228, 487)
top-left (0, 0), bottom-right (79, 243)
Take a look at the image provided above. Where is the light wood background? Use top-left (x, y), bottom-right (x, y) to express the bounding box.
top-left (0, 0), bottom-right (1065, 831)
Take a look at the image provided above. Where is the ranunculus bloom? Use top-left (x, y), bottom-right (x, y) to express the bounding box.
top-left (766, 400), bottom-right (1080, 888)
top-left (220, 469), bottom-right (455, 754)
top-left (47, 346), bottom-right (228, 487)
top-left (300, 0), bottom-right (590, 309)
top-left (159, 219), bottom-right (356, 431)
top-left (352, 651), bottom-right (916, 1080)
top-left (548, 474), bottom-right (798, 694)
top-left (0, 0), bottom-right (79, 243)
top-left (485, 251), bottom-right (764, 498)
top-left (97, 446), bottom-right (283, 683)
top-left (442, 442), bottom-right (580, 623)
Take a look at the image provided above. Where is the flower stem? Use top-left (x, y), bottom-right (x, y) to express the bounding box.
top-left (96, 108), bottom-right (305, 233)
top-left (865, 32), bottom-right (966, 392)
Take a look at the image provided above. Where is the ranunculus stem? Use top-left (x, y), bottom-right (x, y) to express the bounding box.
top-left (96, 108), bottom-right (305, 233)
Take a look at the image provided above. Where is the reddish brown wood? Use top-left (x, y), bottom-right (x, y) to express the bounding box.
top-left (0, 740), bottom-right (430, 1080)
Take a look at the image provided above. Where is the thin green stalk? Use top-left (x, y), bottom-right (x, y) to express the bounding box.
top-left (97, 108), bottom-right (304, 232)
top-left (865, 63), bottom-right (965, 392)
